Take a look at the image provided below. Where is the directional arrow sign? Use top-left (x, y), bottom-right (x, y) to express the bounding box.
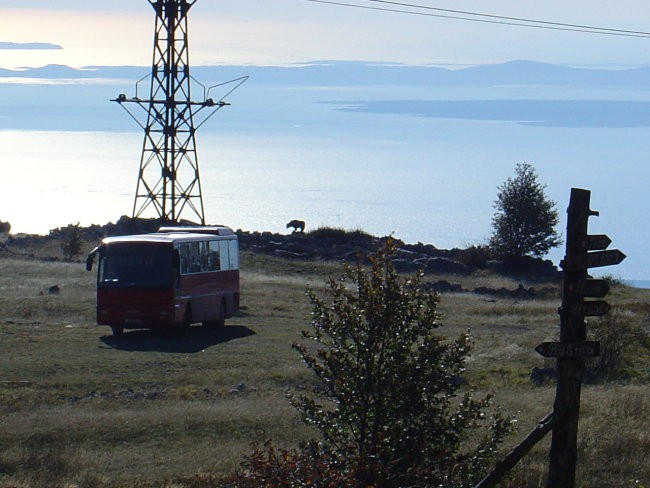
top-left (568, 278), bottom-right (610, 298)
top-left (535, 341), bottom-right (600, 358)
top-left (570, 300), bottom-right (611, 317)
top-left (587, 249), bottom-right (626, 268)
top-left (586, 234), bottom-right (612, 251)
top-left (563, 249), bottom-right (626, 271)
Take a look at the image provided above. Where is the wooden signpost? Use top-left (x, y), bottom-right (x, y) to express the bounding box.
top-left (543, 188), bottom-right (625, 488)
top-left (475, 188), bottom-right (625, 488)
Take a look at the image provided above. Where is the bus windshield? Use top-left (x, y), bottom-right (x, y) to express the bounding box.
top-left (99, 243), bottom-right (174, 288)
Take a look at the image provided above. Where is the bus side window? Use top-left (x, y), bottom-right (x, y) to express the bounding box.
top-left (199, 241), bottom-right (209, 272)
top-left (228, 239), bottom-right (239, 270)
top-left (98, 255), bottom-right (108, 282)
top-left (189, 242), bottom-right (201, 273)
top-left (208, 240), bottom-right (221, 271)
top-left (178, 243), bottom-right (190, 274)
top-left (219, 240), bottom-right (230, 270)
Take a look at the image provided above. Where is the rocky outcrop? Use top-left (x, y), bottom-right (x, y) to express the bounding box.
top-left (236, 229), bottom-right (473, 275)
top-left (473, 284), bottom-right (558, 300)
top-left (422, 280), bottom-right (559, 299)
top-left (3, 217), bottom-right (561, 280)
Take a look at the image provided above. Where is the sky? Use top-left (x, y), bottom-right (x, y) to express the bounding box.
top-left (1, 0), bottom-right (650, 69)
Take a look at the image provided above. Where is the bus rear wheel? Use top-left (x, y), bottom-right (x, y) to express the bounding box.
top-left (183, 304), bottom-right (193, 327)
top-left (204, 300), bottom-right (226, 329)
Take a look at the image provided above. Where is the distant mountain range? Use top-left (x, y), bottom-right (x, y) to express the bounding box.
top-left (3, 60), bottom-right (650, 87)
top-left (0, 42), bottom-right (62, 50)
top-left (2, 60), bottom-right (650, 131)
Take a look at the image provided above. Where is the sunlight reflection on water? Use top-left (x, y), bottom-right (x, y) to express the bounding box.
top-left (2, 106), bottom-right (648, 280)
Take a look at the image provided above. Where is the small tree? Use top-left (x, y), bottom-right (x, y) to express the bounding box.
top-left (60, 222), bottom-right (82, 262)
top-left (287, 240), bottom-right (510, 487)
top-left (490, 163), bottom-right (560, 263)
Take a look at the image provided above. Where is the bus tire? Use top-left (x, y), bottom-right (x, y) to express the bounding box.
top-left (183, 304), bottom-right (193, 327)
top-left (111, 326), bottom-right (124, 336)
top-left (204, 300), bottom-right (226, 329)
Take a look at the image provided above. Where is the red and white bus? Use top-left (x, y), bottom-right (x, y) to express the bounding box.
top-left (86, 226), bottom-right (239, 336)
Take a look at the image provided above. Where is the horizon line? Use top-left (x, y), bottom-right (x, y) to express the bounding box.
top-left (2, 58), bottom-right (650, 72)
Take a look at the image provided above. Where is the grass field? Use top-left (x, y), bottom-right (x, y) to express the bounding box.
top-left (0, 248), bottom-right (648, 487)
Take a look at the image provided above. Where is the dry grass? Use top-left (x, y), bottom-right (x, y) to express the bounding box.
top-left (0, 252), bottom-right (648, 487)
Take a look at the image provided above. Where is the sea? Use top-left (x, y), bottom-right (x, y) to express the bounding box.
top-left (1, 63), bottom-right (649, 282)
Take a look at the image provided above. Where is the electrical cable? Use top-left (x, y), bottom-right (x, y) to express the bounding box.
top-left (304, 0), bottom-right (650, 38)
top-left (367, 0), bottom-right (650, 37)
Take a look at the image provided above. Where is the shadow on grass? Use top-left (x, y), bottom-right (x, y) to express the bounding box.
top-left (99, 325), bottom-right (256, 353)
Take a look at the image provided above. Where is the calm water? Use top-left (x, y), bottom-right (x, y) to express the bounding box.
top-left (2, 82), bottom-right (649, 280)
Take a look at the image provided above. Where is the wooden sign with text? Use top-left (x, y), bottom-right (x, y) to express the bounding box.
top-left (535, 341), bottom-right (600, 358)
top-left (562, 249), bottom-right (626, 271)
top-left (567, 278), bottom-right (610, 298)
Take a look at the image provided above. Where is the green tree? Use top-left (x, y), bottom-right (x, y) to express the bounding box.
top-left (490, 163), bottom-right (561, 262)
top-left (287, 240), bottom-right (510, 487)
top-left (60, 222), bottom-right (82, 262)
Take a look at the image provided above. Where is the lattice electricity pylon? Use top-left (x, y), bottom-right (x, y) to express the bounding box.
top-left (113, 0), bottom-right (247, 224)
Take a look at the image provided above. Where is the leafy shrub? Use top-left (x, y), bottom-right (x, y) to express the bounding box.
top-left (455, 244), bottom-right (494, 269)
top-left (587, 308), bottom-right (650, 381)
top-left (286, 239), bottom-right (510, 487)
top-left (600, 273), bottom-right (625, 287)
top-left (232, 440), bottom-right (350, 487)
top-left (60, 222), bottom-right (82, 262)
top-left (307, 226), bottom-right (373, 245)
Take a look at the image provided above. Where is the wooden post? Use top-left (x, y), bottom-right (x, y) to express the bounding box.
top-left (545, 188), bottom-right (625, 486)
top-left (547, 188), bottom-right (593, 487)
top-left (475, 413), bottom-right (555, 488)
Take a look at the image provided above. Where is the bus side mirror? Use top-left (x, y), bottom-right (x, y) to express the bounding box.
top-left (86, 246), bottom-right (100, 272)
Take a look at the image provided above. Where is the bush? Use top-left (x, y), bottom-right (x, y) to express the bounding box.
top-left (455, 244), bottom-right (494, 269)
top-left (60, 222), bottom-right (82, 262)
top-left (233, 440), bottom-right (349, 487)
top-left (307, 226), bottom-right (373, 245)
top-left (587, 308), bottom-right (650, 381)
top-left (285, 239), bottom-right (511, 487)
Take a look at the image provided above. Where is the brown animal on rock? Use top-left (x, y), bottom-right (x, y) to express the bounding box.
top-left (286, 219), bottom-right (305, 233)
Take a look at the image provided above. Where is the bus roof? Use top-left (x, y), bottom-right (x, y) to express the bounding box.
top-left (158, 225), bottom-right (235, 236)
top-left (102, 230), bottom-right (236, 246)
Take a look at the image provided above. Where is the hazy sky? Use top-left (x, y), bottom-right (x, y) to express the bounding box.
top-left (1, 0), bottom-right (650, 68)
